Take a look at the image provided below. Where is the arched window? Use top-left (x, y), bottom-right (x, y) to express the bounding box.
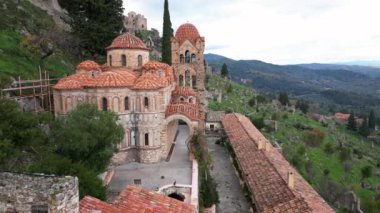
top-left (191, 54), bottom-right (196, 63)
top-left (185, 70), bottom-right (191, 87)
top-left (102, 97), bottom-right (108, 111)
top-left (189, 98), bottom-right (194, 104)
top-left (145, 133), bottom-right (149, 146)
top-left (180, 97), bottom-right (185, 102)
top-left (121, 54), bottom-right (127, 67)
top-left (179, 75), bottom-right (184, 87)
top-left (144, 97), bottom-right (149, 108)
top-left (125, 97), bottom-right (129, 111)
top-left (192, 75), bottom-right (197, 89)
top-left (138, 55), bottom-right (143, 67)
top-left (180, 54), bottom-right (184, 63)
top-left (109, 55), bottom-right (113, 66)
top-left (185, 50), bottom-right (190, 63)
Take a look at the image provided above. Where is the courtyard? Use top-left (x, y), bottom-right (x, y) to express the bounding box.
top-left (107, 124), bottom-right (192, 201)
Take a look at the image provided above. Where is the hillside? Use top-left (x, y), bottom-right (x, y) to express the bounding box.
top-left (205, 53), bottom-right (380, 119)
top-left (0, 0), bottom-right (78, 87)
top-left (206, 73), bottom-right (380, 212)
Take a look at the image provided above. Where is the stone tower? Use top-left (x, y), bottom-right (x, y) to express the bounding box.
top-left (171, 23), bottom-right (206, 132)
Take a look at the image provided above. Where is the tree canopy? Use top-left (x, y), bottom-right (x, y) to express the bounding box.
top-left (369, 110), bottom-right (376, 130)
top-left (161, 0), bottom-right (173, 65)
top-left (59, 0), bottom-right (124, 57)
top-left (0, 100), bottom-right (124, 200)
top-left (278, 92), bottom-right (290, 106)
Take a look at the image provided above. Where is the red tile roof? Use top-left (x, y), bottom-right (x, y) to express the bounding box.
top-left (175, 23), bottom-right (201, 45)
top-left (334, 112), bottom-right (350, 120)
top-left (172, 86), bottom-right (197, 98)
top-left (75, 60), bottom-right (101, 72)
top-left (222, 113), bottom-right (335, 213)
top-left (90, 70), bottom-right (137, 88)
top-left (54, 62), bottom-right (174, 90)
top-left (106, 33), bottom-right (148, 50)
top-left (133, 73), bottom-right (167, 90)
top-left (166, 103), bottom-right (199, 121)
top-left (80, 185), bottom-right (195, 213)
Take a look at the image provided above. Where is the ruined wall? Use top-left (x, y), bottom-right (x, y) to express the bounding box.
top-left (0, 172), bottom-right (79, 213)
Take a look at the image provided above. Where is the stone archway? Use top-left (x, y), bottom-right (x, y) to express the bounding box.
top-left (161, 114), bottom-right (197, 160)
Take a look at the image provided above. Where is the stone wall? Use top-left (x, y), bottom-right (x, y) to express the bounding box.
top-left (139, 146), bottom-right (162, 163)
top-left (0, 172), bottom-right (79, 213)
top-left (107, 49), bottom-right (149, 69)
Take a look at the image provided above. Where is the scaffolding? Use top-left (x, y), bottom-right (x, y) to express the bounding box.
top-left (0, 68), bottom-right (59, 113)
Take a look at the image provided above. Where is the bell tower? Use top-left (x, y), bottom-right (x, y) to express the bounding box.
top-left (171, 23), bottom-right (206, 132)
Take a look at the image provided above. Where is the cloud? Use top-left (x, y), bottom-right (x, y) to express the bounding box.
top-left (123, 0), bottom-right (380, 64)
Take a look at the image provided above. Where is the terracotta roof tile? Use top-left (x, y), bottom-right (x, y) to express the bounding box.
top-left (174, 23), bottom-right (201, 45)
top-left (206, 111), bottom-right (225, 122)
top-left (53, 73), bottom-right (95, 90)
top-left (106, 33), bottom-right (148, 50)
top-left (75, 60), bottom-right (101, 72)
top-left (172, 86), bottom-right (197, 98)
top-left (335, 112), bottom-right (350, 120)
top-left (53, 79), bottom-right (83, 90)
top-left (165, 103), bottom-right (199, 121)
top-left (222, 113), bottom-right (334, 213)
top-left (80, 185), bottom-right (195, 213)
top-left (133, 73), bottom-right (167, 90)
top-left (94, 70), bottom-right (137, 88)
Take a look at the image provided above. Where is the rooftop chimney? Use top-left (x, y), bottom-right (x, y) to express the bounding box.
top-left (288, 172), bottom-right (294, 189)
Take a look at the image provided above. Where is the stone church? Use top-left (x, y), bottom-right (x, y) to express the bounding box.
top-left (53, 23), bottom-right (206, 164)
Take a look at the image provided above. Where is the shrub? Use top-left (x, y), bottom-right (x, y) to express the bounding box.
top-left (339, 147), bottom-right (352, 162)
top-left (251, 116), bottom-right (264, 129)
top-left (324, 143), bottom-right (335, 155)
top-left (304, 129), bottom-right (326, 147)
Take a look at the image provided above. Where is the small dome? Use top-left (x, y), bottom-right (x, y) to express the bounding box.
top-left (107, 33), bottom-right (148, 50)
top-left (175, 23), bottom-right (201, 45)
top-left (75, 60), bottom-right (100, 72)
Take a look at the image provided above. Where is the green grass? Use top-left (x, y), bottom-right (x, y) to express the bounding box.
top-left (207, 73), bottom-right (380, 211)
top-left (0, 0), bottom-right (77, 86)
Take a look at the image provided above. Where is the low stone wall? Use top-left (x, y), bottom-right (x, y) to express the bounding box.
top-left (111, 148), bottom-right (138, 165)
top-left (139, 146), bottom-right (162, 163)
top-left (0, 172), bottom-right (79, 213)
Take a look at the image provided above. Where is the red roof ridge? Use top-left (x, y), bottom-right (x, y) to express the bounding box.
top-left (106, 33), bottom-right (148, 50)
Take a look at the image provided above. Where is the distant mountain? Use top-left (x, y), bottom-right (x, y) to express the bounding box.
top-left (339, 60), bottom-right (380, 68)
top-left (205, 53), bottom-right (380, 112)
top-left (297, 63), bottom-right (380, 78)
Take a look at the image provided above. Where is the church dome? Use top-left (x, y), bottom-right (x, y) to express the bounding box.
top-left (75, 60), bottom-right (100, 72)
top-left (175, 23), bottom-right (201, 45)
top-left (106, 33), bottom-right (148, 50)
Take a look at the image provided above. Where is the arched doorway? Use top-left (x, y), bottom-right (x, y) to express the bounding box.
top-left (168, 192), bottom-right (185, 201)
top-left (163, 114), bottom-right (195, 161)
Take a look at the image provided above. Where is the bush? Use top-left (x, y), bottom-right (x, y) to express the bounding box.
top-left (324, 143), bottom-right (335, 155)
top-left (304, 129), bottom-right (326, 147)
top-left (251, 116), bottom-right (264, 129)
top-left (339, 147), bottom-right (352, 162)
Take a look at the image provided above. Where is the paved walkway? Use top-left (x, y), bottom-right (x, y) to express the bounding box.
top-left (107, 125), bottom-right (192, 201)
top-left (207, 136), bottom-right (251, 213)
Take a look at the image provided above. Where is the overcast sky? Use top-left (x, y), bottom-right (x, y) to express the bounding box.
top-left (123, 0), bottom-right (380, 64)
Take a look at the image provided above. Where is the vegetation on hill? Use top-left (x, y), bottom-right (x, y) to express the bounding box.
top-left (161, 0), bottom-right (173, 65)
top-left (0, 0), bottom-right (79, 86)
top-left (205, 54), bottom-right (380, 124)
top-left (207, 74), bottom-right (380, 212)
top-left (0, 100), bottom-right (124, 199)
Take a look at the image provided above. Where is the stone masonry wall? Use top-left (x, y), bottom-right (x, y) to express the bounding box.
top-left (0, 172), bottom-right (79, 213)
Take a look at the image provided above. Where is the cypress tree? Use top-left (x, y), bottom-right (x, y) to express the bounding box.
top-left (161, 0), bottom-right (172, 65)
top-left (347, 113), bottom-right (357, 131)
top-left (279, 92), bottom-right (289, 106)
top-left (369, 110), bottom-right (376, 130)
top-left (221, 63), bottom-right (228, 77)
top-left (359, 118), bottom-right (370, 137)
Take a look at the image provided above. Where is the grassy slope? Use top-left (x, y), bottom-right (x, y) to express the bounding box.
top-left (0, 0), bottom-right (77, 83)
top-left (207, 74), bottom-right (380, 211)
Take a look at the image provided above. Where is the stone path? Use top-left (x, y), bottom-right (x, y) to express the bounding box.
top-left (107, 125), bottom-right (192, 201)
top-left (207, 136), bottom-right (251, 213)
